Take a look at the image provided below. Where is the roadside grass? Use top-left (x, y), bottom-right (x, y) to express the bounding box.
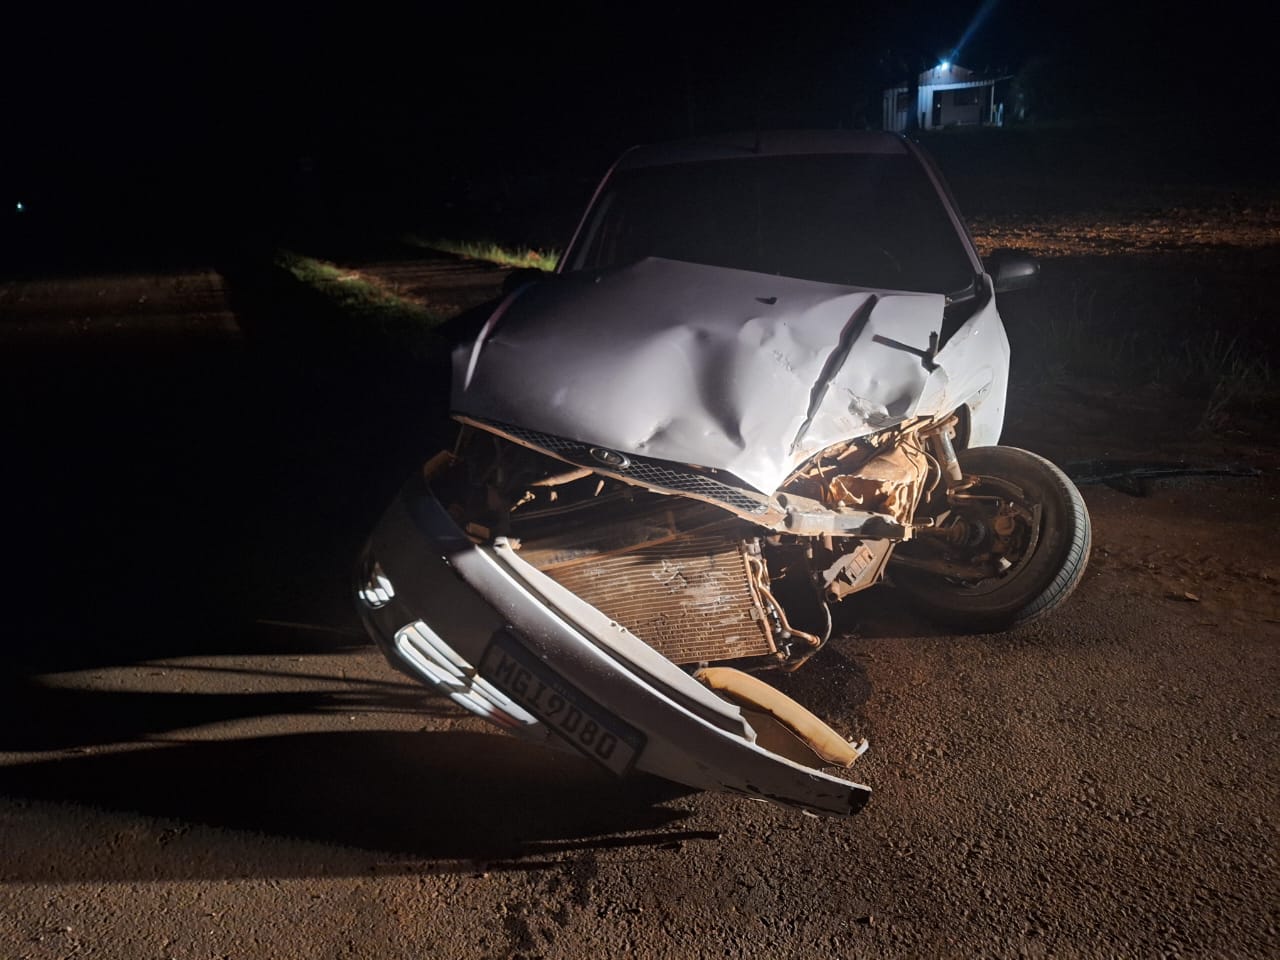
top-left (272, 249), bottom-right (457, 356)
top-left (403, 235), bottom-right (560, 271)
top-left (1005, 265), bottom-right (1278, 433)
top-left (1161, 333), bottom-right (1276, 431)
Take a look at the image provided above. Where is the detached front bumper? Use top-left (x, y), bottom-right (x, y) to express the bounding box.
top-left (356, 474), bottom-right (870, 817)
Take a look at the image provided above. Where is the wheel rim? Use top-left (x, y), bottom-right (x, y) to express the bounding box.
top-left (916, 474), bottom-right (1046, 596)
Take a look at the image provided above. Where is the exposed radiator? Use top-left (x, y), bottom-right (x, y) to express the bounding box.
top-left (538, 530), bottom-right (776, 665)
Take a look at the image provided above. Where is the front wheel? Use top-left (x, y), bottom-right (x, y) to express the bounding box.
top-left (890, 445), bottom-right (1091, 631)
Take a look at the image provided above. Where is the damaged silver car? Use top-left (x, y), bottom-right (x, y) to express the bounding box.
top-left (356, 131), bottom-right (1091, 816)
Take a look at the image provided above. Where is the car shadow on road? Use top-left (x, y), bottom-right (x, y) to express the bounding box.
top-left (0, 672), bottom-right (458, 754)
top-left (0, 729), bottom-right (701, 883)
top-left (1, 610), bottom-right (707, 882)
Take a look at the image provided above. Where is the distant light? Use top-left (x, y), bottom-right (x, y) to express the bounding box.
top-left (14, 201), bottom-right (24, 214)
top-left (940, 61), bottom-right (950, 71)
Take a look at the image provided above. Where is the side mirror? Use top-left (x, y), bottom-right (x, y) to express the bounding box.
top-left (502, 266), bottom-right (555, 296)
top-left (987, 251), bottom-right (1039, 293)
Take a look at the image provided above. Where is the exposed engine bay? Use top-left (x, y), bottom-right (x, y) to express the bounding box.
top-left (429, 415), bottom-right (983, 676)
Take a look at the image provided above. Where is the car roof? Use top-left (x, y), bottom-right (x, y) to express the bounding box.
top-left (615, 130), bottom-right (909, 171)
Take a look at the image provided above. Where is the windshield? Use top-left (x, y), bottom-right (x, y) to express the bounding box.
top-left (570, 154), bottom-right (976, 295)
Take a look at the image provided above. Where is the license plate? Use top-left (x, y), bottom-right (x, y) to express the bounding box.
top-left (480, 630), bottom-right (644, 776)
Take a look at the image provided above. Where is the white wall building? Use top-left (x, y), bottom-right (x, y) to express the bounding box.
top-left (882, 63), bottom-right (1007, 132)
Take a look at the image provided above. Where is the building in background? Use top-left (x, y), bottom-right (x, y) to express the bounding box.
top-left (882, 63), bottom-right (1010, 132)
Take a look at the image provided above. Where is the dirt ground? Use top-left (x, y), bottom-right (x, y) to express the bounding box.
top-left (0, 238), bottom-right (1277, 958)
top-left (968, 202), bottom-right (1280, 258)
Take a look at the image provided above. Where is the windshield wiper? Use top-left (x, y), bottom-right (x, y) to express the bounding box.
top-left (870, 331), bottom-right (940, 372)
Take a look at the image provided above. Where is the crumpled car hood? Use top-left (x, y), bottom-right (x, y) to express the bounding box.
top-left (452, 257), bottom-right (950, 493)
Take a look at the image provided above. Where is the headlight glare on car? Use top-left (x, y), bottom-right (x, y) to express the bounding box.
top-left (358, 559), bottom-right (395, 608)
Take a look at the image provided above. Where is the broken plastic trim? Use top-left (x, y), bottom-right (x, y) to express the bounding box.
top-left (458, 415), bottom-right (775, 517)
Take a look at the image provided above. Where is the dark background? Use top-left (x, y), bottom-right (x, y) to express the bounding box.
top-left (1, 1), bottom-right (1268, 261)
top-left (0, 12), bottom-right (1277, 944)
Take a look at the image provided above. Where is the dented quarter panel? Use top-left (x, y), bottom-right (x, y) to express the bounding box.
top-left (452, 256), bottom-right (951, 493)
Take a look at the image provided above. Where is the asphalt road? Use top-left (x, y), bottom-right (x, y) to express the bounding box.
top-left (1, 259), bottom-right (1276, 959)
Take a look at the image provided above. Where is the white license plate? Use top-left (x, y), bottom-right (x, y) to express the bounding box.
top-left (481, 632), bottom-right (644, 776)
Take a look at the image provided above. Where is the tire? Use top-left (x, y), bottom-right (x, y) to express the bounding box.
top-left (890, 445), bottom-right (1091, 632)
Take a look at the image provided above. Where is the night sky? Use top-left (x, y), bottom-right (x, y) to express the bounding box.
top-left (1, 1), bottom-right (1264, 247)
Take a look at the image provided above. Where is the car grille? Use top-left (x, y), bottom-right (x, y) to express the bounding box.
top-left (468, 417), bottom-right (770, 516)
top-left (541, 531), bottom-right (777, 666)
